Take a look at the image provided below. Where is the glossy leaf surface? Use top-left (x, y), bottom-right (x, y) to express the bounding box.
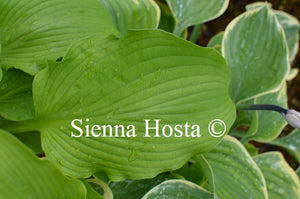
top-left (29, 30), bottom-right (235, 180)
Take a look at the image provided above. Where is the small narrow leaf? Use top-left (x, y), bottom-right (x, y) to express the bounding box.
top-left (166, 0), bottom-right (229, 36)
top-left (203, 136), bottom-right (268, 199)
top-left (254, 152), bottom-right (300, 199)
top-left (99, 0), bottom-right (160, 35)
top-left (223, 5), bottom-right (289, 103)
top-left (142, 179), bottom-right (213, 199)
top-left (0, 129), bottom-right (86, 198)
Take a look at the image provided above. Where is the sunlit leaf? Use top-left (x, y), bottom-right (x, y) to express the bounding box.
top-left (142, 179), bottom-right (213, 199)
top-left (0, 129), bottom-right (86, 198)
top-left (223, 5), bottom-right (289, 103)
top-left (99, 0), bottom-right (160, 35)
top-left (166, 0), bottom-right (229, 36)
top-left (0, 0), bottom-right (118, 75)
top-left (3, 30), bottom-right (235, 180)
top-left (203, 136), bottom-right (268, 199)
top-left (254, 152), bottom-right (300, 199)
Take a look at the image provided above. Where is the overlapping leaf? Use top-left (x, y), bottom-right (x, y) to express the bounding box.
top-left (142, 179), bottom-right (213, 199)
top-left (155, 0), bottom-right (176, 33)
top-left (0, 0), bottom-right (118, 75)
top-left (242, 84), bottom-right (288, 142)
top-left (166, 0), bottom-right (229, 36)
top-left (246, 2), bottom-right (300, 62)
top-left (109, 173), bottom-right (174, 199)
top-left (99, 0), bottom-right (160, 35)
top-left (270, 129), bottom-right (300, 163)
top-left (254, 152), bottom-right (300, 199)
top-left (14, 30), bottom-right (236, 180)
top-left (203, 136), bottom-right (268, 199)
top-left (275, 11), bottom-right (300, 62)
top-left (223, 5), bottom-right (289, 103)
top-left (0, 129), bottom-right (86, 198)
top-left (0, 69), bottom-right (34, 121)
top-left (207, 32), bottom-right (224, 53)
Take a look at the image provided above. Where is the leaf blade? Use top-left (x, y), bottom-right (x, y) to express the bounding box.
top-left (31, 30), bottom-right (235, 180)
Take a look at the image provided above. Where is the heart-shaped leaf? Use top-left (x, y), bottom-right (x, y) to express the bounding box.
top-left (166, 0), bottom-right (229, 36)
top-left (98, 0), bottom-right (160, 35)
top-left (223, 5), bottom-right (289, 103)
top-left (0, 0), bottom-right (118, 75)
top-left (203, 136), bottom-right (268, 199)
top-left (254, 152), bottom-right (300, 199)
top-left (0, 129), bottom-right (86, 198)
top-left (142, 179), bottom-right (213, 199)
top-left (4, 30), bottom-right (235, 180)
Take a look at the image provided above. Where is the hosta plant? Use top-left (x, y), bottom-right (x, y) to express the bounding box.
top-left (0, 0), bottom-right (300, 198)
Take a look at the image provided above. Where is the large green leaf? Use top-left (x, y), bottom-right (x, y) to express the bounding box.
top-left (270, 130), bottom-right (300, 164)
top-left (0, 129), bottom-right (86, 198)
top-left (0, 0), bottom-right (118, 75)
top-left (142, 179), bottom-right (213, 199)
top-left (254, 152), bottom-right (300, 199)
top-left (99, 0), bottom-right (160, 35)
top-left (242, 83), bottom-right (288, 142)
top-left (166, 0), bottom-right (229, 36)
top-left (0, 68), bottom-right (34, 121)
top-left (4, 30), bottom-right (235, 180)
top-left (203, 136), bottom-right (268, 199)
top-left (223, 5), bottom-right (289, 103)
